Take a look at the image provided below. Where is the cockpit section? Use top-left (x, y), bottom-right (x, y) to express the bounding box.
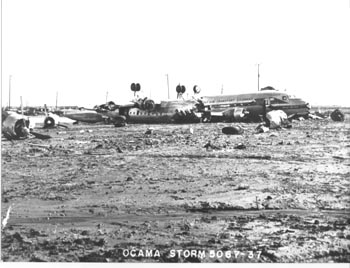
top-left (267, 94), bottom-right (289, 104)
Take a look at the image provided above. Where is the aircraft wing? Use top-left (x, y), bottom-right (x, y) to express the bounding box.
top-left (118, 103), bottom-right (137, 109)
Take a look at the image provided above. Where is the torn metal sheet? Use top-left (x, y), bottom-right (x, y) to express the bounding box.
top-left (2, 112), bottom-right (30, 139)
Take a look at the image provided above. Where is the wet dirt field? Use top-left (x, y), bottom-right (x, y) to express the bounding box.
top-left (1, 112), bottom-right (350, 262)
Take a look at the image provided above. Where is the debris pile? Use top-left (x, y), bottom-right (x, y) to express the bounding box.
top-left (330, 109), bottom-right (345, 122)
top-left (266, 110), bottom-right (291, 129)
top-left (2, 112), bottom-right (31, 140)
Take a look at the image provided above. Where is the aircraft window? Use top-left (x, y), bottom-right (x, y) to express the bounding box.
top-left (137, 111), bottom-right (140, 115)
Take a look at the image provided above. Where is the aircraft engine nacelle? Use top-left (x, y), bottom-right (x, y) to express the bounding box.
top-left (2, 112), bottom-right (31, 139)
top-left (233, 108), bottom-right (247, 121)
top-left (135, 98), bottom-right (156, 111)
top-left (223, 108), bottom-right (249, 122)
top-left (143, 99), bottom-right (155, 111)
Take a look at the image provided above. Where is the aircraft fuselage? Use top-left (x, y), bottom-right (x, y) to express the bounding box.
top-left (120, 99), bottom-right (200, 124)
top-left (199, 91), bottom-right (309, 122)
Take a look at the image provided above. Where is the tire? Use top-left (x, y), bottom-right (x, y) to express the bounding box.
top-left (44, 117), bottom-right (55, 128)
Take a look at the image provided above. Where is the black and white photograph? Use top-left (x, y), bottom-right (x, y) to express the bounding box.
top-left (1, 0), bottom-right (350, 264)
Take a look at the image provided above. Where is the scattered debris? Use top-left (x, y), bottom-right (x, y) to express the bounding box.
top-left (330, 109), bottom-right (345, 122)
top-left (2, 205), bottom-right (12, 230)
top-left (114, 121), bottom-right (126, 127)
top-left (314, 110), bottom-right (330, 119)
top-left (235, 184), bottom-right (249, 190)
top-left (203, 141), bottom-right (220, 151)
top-left (145, 128), bottom-right (154, 135)
top-left (30, 131), bottom-right (52, 140)
top-left (27, 143), bottom-right (52, 150)
top-left (234, 143), bottom-right (246, 149)
top-left (255, 110), bottom-right (292, 133)
top-left (308, 113), bottom-right (324, 120)
top-left (222, 125), bottom-right (244, 135)
top-left (30, 253), bottom-right (51, 262)
top-left (262, 196), bottom-right (273, 209)
top-left (255, 124), bottom-right (269, 133)
top-left (266, 110), bottom-right (291, 129)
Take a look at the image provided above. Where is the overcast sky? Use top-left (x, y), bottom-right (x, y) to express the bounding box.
top-left (2, 0), bottom-right (350, 107)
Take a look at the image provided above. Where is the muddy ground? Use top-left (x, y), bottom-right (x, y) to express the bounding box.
top-left (1, 111), bottom-right (350, 262)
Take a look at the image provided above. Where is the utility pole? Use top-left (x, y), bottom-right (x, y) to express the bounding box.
top-left (56, 92), bottom-right (58, 110)
top-left (166, 74), bottom-right (170, 99)
top-left (257, 64), bottom-right (260, 91)
top-left (9, 75), bottom-right (12, 109)
top-left (106, 91), bottom-right (108, 103)
top-left (221, 84), bottom-right (224, 95)
top-left (20, 96), bottom-right (23, 115)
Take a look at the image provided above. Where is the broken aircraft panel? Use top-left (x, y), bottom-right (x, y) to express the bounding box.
top-left (2, 112), bottom-right (31, 139)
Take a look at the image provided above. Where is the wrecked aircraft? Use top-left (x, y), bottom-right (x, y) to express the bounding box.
top-left (197, 87), bottom-right (310, 123)
top-left (62, 85), bottom-right (310, 126)
top-left (116, 84), bottom-right (201, 124)
top-left (65, 98), bottom-right (201, 125)
top-left (28, 112), bottom-right (76, 129)
top-left (115, 86), bottom-right (309, 124)
top-left (119, 98), bottom-right (201, 124)
top-left (65, 83), bottom-right (202, 125)
top-left (63, 108), bottom-right (127, 126)
top-left (88, 85), bottom-right (310, 125)
top-left (2, 109), bottom-right (74, 140)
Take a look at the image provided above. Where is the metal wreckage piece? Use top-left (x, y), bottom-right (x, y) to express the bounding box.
top-left (2, 111), bottom-right (54, 140)
top-left (2, 112), bottom-right (31, 140)
top-left (60, 84), bottom-right (311, 125)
